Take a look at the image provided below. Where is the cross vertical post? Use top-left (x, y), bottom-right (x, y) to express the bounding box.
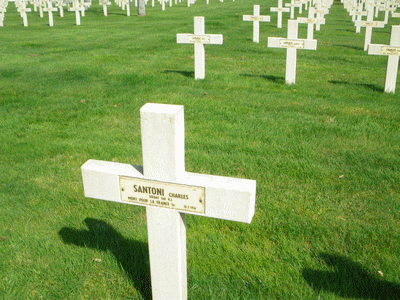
top-left (141, 104), bottom-right (187, 300)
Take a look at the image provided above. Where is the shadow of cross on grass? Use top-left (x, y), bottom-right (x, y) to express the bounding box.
top-left (58, 218), bottom-right (151, 300)
top-left (302, 253), bottom-right (400, 299)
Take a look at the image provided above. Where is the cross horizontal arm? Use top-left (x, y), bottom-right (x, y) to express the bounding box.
top-left (368, 44), bottom-right (400, 55)
top-left (82, 159), bottom-right (256, 223)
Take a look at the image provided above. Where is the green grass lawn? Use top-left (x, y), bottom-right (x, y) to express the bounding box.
top-left (1, 0), bottom-right (400, 299)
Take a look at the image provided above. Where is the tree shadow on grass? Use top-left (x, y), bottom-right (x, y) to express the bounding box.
top-left (329, 80), bottom-right (383, 92)
top-left (163, 70), bottom-right (194, 78)
top-left (302, 253), bottom-right (400, 299)
top-left (59, 218), bottom-right (151, 300)
top-left (241, 74), bottom-right (285, 84)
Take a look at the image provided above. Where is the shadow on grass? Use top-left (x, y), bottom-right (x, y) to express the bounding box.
top-left (329, 80), bottom-right (383, 92)
top-left (59, 218), bottom-right (151, 300)
top-left (241, 74), bottom-right (285, 84)
top-left (334, 44), bottom-right (364, 51)
top-left (303, 253), bottom-right (400, 299)
top-left (163, 70), bottom-right (194, 78)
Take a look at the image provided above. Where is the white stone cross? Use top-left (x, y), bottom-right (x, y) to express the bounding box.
top-left (285, 0), bottom-right (302, 19)
top-left (99, 0), bottom-right (111, 16)
top-left (36, 0), bottom-right (45, 18)
top-left (297, 7), bottom-right (325, 40)
top-left (243, 5), bottom-right (271, 43)
top-left (314, 2), bottom-right (329, 31)
top-left (68, 0), bottom-right (84, 25)
top-left (355, 1), bottom-right (386, 51)
top-left (350, 3), bottom-right (367, 33)
top-left (177, 17), bottom-right (223, 80)
top-left (17, 4), bottom-right (31, 27)
top-left (56, 0), bottom-right (65, 18)
top-left (0, 4), bottom-right (7, 27)
top-left (81, 103), bottom-right (256, 300)
top-left (43, 1), bottom-right (57, 26)
top-left (268, 19), bottom-right (317, 84)
top-left (270, 0), bottom-right (290, 28)
top-left (368, 25), bottom-right (400, 93)
top-left (121, 0), bottom-right (130, 16)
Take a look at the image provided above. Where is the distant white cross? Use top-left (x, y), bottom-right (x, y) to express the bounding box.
top-left (81, 103), bottom-right (256, 300)
top-left (243, 5), bottom-right (271, 43)
top-left (270, 0), bottom-right (290, 28)
top-left (17, 3), bottom-right (31, 27)
top-left (43, 1), bottom-right (57, 26)
top-left (297, 7), bottom-right (325, 40)
top-left (99, 0), bottom-right (111, 16)
top-left (285, 0), bottom-right (301, 19)
top-left (177, 16), bottom-right (223, 80)
top-left (68, 0), bottom-right (84, 25)
top-left (368, 25), bottom-right (400, 93)
top-left (268, 19), bottom-right (317, 84)
top-left (355, 1), bottom-right (385, 51)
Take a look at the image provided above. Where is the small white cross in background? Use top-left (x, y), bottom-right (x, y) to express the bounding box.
top-left (177, 17), bottom-right (223, 80)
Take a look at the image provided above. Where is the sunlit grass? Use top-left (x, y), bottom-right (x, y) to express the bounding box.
top-left (1, 0), bottom-right (400, 299)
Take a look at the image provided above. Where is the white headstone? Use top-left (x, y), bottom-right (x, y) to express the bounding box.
top-left (243, 5), bottom-right (271, 43)
top-left (268, 19), bottom-right (317, 84)
top-left (81, 103), bottom-right (256, 300)
top-left (177, 17), bottom-right (223, 80)
top-left (368, 25), bottom-right (400, 93)
top-left (270, 0), bottom-right (290, 28)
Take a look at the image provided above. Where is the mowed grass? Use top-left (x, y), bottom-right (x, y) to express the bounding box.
top-left (1, 0), bottom-right (400, 299)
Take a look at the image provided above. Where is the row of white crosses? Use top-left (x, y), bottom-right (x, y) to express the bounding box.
top-left (0, 0), bottom-right (9, 27)
top-left (82, 103), bottom-right (256, 300)
top-left (341, 0), bottom-right (400, 93)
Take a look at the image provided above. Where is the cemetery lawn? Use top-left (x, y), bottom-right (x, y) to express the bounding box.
top-left (1, 0), bottom-right (400, 299)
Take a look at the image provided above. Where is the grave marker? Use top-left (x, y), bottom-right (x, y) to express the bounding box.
top-left (99, 0), bottom-right (111, 16)
top-left (243, 5), bottom-right (271, 43)
top-left (268, 19), bottom-right (317, 84)
top-left (177, 16), bottom-right (223, 80)
top-left (355, 1), bottom-right (386, 51)
top-left (368, 25), bottom-right (400, 93)
top-left (297, 7), bottom-right (325, 40)
top-left (68, 0), bottom-right (84, 25)
top-left (270, 0), bottom-right (290, 28)
top-left (43, 1), bottom-right (57, 26)
top-left (285, 0), bottom-right (301, 19)
top-left (17, 3), bottom-right (31, 27)
top-left (81, 103), bottom-right (256, 300)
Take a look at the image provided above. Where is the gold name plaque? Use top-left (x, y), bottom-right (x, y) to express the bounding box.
top-left (381, 46), bottom-right (400, 56)
top-left (119, 176), bottom-right (205, 214)
top-left (279, 39), bottom-right (305, 49)
top-left (188, 35), bottom-right (210, 44)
